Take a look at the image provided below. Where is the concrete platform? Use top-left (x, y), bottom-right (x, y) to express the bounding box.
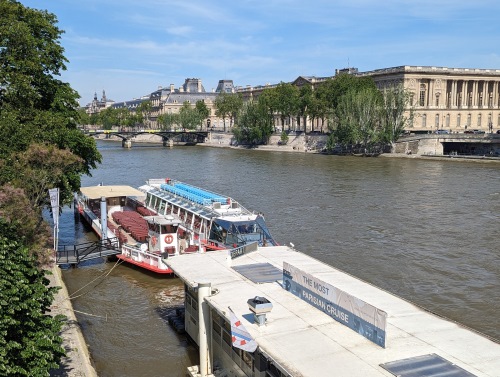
top-left (167, 245), bottom-right (500, 376)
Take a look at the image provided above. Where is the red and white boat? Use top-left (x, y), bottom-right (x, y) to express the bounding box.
top-left (76, 179), bottom-right (277, 274)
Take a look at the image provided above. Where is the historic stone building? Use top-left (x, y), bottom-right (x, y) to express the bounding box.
top-left (359, 66), bottom-right (500, 134)
top-left (86, 90), bottom-right (114, 114)
top-left (235, 65), bottom-right (500, 134)
top-left (91, 78), bottom-right (235, 129)
top-left (84, 66), bottom-right (500, 134)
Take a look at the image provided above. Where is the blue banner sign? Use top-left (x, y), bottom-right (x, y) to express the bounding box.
top-left (283, 262), bottom-right (387, 348)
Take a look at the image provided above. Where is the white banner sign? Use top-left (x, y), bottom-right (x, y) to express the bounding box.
top-left (283, 261), bottom-right (387, 348)
top-left (48, 188), bottom-right (59, 227)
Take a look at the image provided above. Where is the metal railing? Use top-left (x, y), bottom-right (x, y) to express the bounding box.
top-left (56, 237), bottom-right (121, 265)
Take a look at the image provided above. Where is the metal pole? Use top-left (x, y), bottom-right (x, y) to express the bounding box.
top-left (198, 282), bottom-right (212, 377)
top-left (100, 196), bottom-right (107, 241)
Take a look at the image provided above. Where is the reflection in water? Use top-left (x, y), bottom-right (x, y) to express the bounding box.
top-left (60, 142), bottom-right (500, 375)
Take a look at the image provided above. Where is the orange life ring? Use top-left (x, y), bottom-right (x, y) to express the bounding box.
top-left (151, 236), bottom-right (158, 246)
top-left (165, 234), bottom-right (174, 244)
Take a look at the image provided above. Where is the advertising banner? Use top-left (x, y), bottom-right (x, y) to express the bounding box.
top-left (283, 261), bottom-right (387, 348)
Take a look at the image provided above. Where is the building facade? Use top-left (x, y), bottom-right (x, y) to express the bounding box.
top-left (85, 78), bottom-right (235, 130)
top-left (84, 66), bottom-right (500, 134)
top-left (360, 66), bottom-right (500, 133)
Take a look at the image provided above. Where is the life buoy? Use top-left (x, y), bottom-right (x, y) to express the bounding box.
top-left (165, 234), bottom-right (174, 244)
top-left (151, 236), bottom-right (158, 246)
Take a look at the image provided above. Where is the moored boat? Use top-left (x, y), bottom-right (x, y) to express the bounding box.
top-left (75, 179), bottom-right (277, 274)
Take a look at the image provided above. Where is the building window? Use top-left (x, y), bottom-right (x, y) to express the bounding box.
top-left (478, 114), bottom-right (482, 127)
top-left (489, 93), bottom-right (493, 108)
top-left (457, 114), bottom-right (461, 127)
top-left (498, 114), bottom-right (500, 126)
top-left (419, 84), bottom-right (426, 107)
top-left (467, 114), bottom-right (472, 126)
top-left (422, 114), bottom-right (427, 128)
top-left (446, 114), bottom-right (450, 128)
top-left (468, 92), bottom-right (473, 107)
top-left (479, 93), bottom-right (483, 107)
top-left (435, 93), bottom-right (440, 107)
top-left (435, 114), bottom-right (440, 128)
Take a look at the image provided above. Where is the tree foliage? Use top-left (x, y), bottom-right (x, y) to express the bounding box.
top-left (327, 84), bottom-right (411, 153)
top-left (232, 99), bottom-right (273, 145)
top-left (179, 101), bottom-right (203, 130)
top-left (0, 2), bottom-right (107, 372)
top-left (215, 92), bottom-right (243, 131)
top-left (0, 220), bottom-right (65, 376)
top-left (195, 100), bottom-right (210, 128)
top-left (0, 0), bottom-right (101, 207)
top-left (274, 82), bottom-right (299, 131)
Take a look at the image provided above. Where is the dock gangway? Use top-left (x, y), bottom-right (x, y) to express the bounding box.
top-left (55, 237), bottom-right (121, 265)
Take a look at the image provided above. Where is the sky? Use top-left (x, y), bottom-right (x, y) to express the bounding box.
top-left (20, 0), bottom-right (500, 106)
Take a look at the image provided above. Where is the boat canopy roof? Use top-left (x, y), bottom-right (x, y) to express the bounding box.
top-left (80, 185), bottom-right (145, 200)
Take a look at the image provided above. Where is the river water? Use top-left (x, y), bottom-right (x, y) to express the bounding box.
top-left (58, 141), bottom-right (500, 376)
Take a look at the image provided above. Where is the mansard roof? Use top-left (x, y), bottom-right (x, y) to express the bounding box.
top-left (164, 91), bottom-right (217, 104)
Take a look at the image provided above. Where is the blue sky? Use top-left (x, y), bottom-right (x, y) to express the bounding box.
top-left (21, 0), bottom-right (500, 106)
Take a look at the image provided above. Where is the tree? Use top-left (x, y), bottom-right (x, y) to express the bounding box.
top-left (274, 82), bottom-right (299, 131)
top-left (157, 113), bottom-right (179, 131)
top-left (214, 92), bottom-right (231, 131)
top-left (334, 88), bottom-right (381, 152)
top-left (0, 0), bottom-right (101, 208)
top-left (257, 88), bottom-right (278, 132)
top-left (379, 84), bottom-right (414, 149)
top-left (315, 74), bottom-right (378, 132)
top-left (195, 100), bottom-right (210, 129)
top-left (215, 92), bottom-right (243, 132)
top-left (136, 100), bottom-right (152, 128)
top-left (0, 184), bottom-right (52, 264)
top-left (179, 102), bottom-right (202, 130)
top-left (0, 220), bottom-right (65, 376)
top-left (298, 85), bottom-right (313, 132)
top-left (233, 100), bottom-right (273, 145)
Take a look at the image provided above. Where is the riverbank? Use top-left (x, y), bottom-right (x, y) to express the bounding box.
top-left (48, 264), bottom-right (97, 377)
top-left (97, 132), bottom-right (500, 162)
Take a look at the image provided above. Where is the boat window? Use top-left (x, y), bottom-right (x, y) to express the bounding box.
top-left (159, 200), bottom-right (166, 214)
top-left (161, 224), bottom-right (176, 234)
top-left (209, 222), bottom-right (226, 243)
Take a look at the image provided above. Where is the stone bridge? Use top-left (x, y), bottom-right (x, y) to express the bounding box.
top-left (85, 129), bottom-right (209, 148)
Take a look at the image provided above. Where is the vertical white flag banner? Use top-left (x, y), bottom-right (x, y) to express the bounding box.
top-left (48, 188), bottom-right (59, 250)
top-left (48, 188), bottom-right (59, 227)
top-left (229, 308), bottom-right (258, 353)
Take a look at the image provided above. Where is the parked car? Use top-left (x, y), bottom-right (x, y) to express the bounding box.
top-left (473, 130), bottom-right (485, 134)
top-left (464, 130), bottom-right (474, 134)
top-left (496, 130), bottom-right (500, 134)
top-left (435, 129), bottom-right (450, 134)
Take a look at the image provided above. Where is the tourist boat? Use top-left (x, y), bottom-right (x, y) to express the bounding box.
top-left (75, 179), bottom-right (277, 273)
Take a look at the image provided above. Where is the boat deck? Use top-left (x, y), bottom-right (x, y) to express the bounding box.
top-left (166, 246), bottom-right (500, 376)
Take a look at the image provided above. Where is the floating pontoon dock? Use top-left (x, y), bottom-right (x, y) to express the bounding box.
top-left (166, 245), bottom-right (500, 377)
